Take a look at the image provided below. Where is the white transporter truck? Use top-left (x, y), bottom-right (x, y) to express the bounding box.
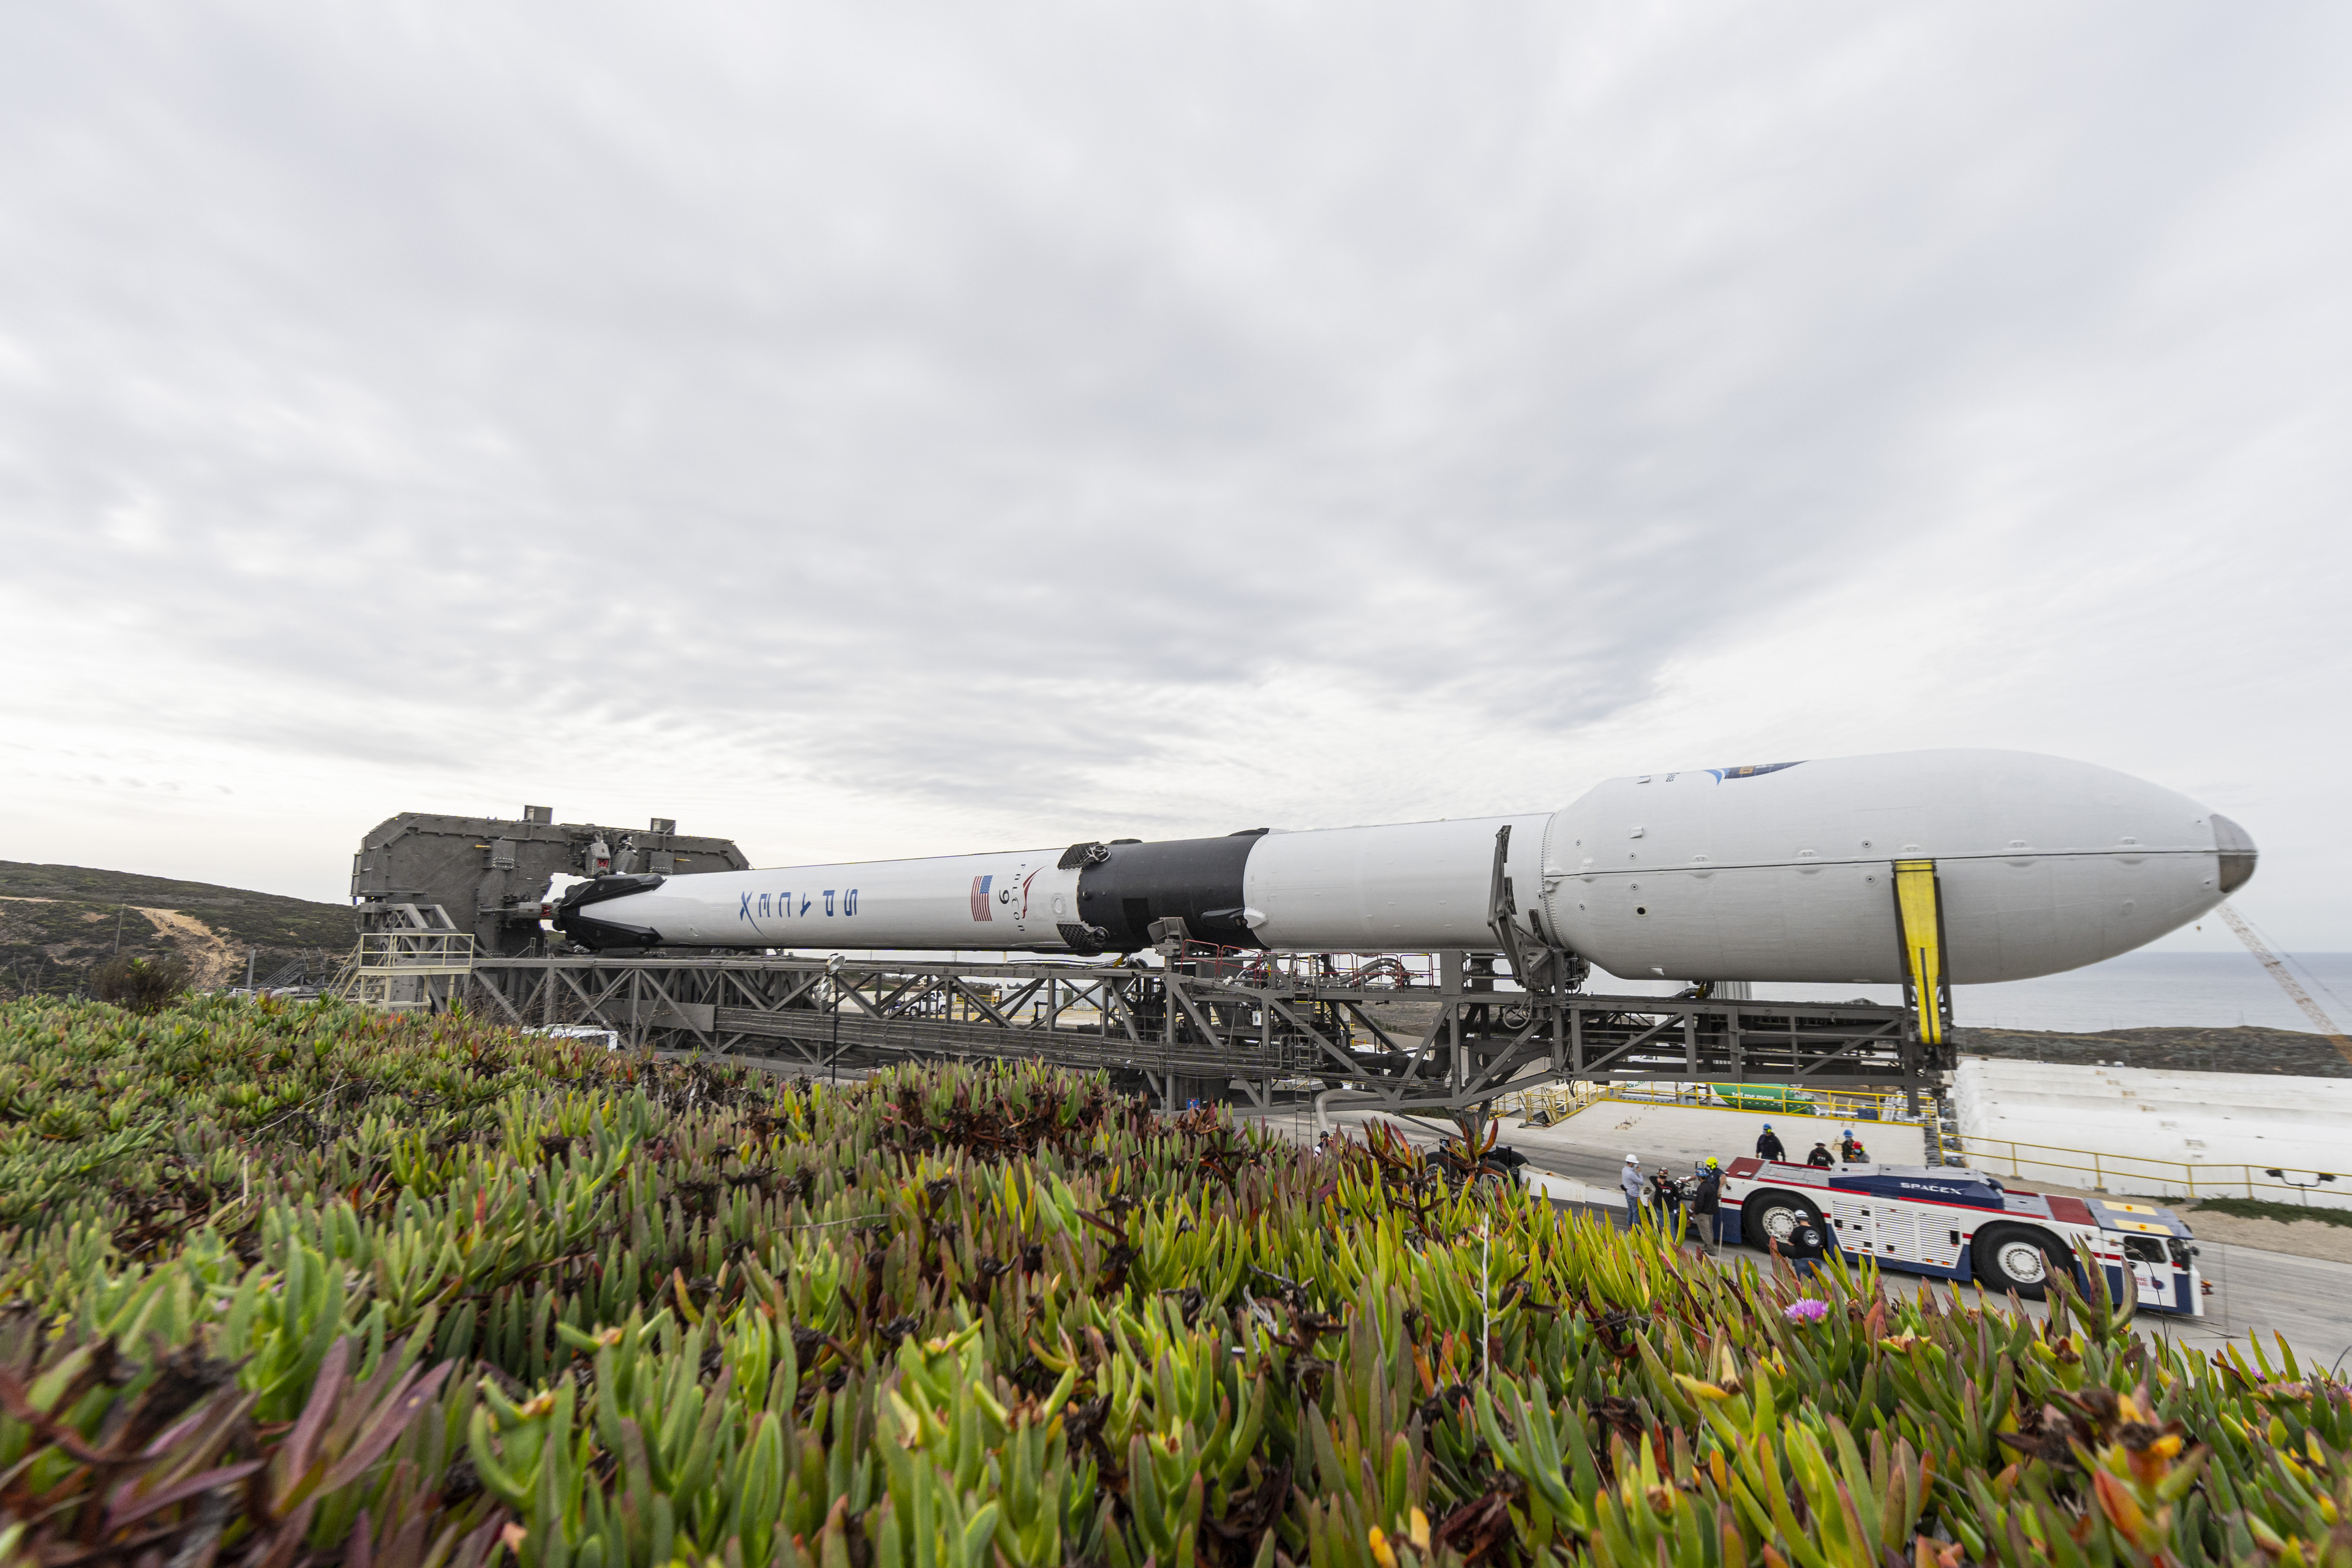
top-left (1720, 1156), bottom-right (2206, 1316)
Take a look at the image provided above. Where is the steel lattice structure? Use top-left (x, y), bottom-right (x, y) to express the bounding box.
top-left (461, 947), bottom-right (1931, 1114)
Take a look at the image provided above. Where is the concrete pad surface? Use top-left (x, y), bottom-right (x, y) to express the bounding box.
top-left (1953, 1057), bottom-right (2352, 1210)
top-left (1513, 1100), bottom-right (1930, 1172)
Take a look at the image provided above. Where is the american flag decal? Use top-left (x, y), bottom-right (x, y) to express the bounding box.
top-left (970, 875), bottom-right (993, 921)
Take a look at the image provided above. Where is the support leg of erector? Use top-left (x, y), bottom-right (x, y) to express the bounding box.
top-left (1891, 859), bottom-right (1948, 1051)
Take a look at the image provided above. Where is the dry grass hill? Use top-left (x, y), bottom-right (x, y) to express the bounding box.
top-left (0, 860), bottom-right (352, 997)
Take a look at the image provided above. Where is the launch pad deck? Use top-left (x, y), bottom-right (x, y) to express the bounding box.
top-left (461, 951), bottom-right (1931, 1114)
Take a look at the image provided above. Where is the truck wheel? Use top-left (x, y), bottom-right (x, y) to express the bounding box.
top-left (1973, 1225), bottom-right (2067, 1300)
top-left (1745, 1192), bottom-right (1819, 1253)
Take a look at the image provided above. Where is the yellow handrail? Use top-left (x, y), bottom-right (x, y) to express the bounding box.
top-left (347, 932), bottom-right (475, 972)
top-left (1497, 1080), bottom-right (1930, 1126)
top-left (1949, 1133), bottom-right (2348, 1209)
top-left (335, 932), bottom-right (475, 1012)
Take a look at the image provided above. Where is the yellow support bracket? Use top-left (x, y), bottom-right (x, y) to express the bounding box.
top-left (1892, 859), bottom-right (1948, 1047)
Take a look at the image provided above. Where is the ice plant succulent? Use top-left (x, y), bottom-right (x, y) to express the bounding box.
top-left (0, 992), bottom-right (2344, 1568)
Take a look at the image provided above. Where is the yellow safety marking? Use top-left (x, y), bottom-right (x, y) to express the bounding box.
top-left (1893, 859), bottom-right (1945, 1047)
top-left (2100, 1201), bottom-right (2160, 1214)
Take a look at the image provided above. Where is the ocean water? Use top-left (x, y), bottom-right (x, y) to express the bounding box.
top-left (1593, 951), bottom-right (2352, 1035)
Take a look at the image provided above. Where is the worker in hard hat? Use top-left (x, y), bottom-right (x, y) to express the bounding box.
top-left (1647, 1166), bottom-right (1684, 1233)
top-left (1689, 1156), bottom-right (1725, 1248)
top-left (1755, 1123), bottom-right (1787, 1164)
top-left (1618, 1153), bottom-right (1644, 1227)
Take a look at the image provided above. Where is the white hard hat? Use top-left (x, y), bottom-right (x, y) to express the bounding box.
top-left (1624, 1153), bottom-right (1639, 1164)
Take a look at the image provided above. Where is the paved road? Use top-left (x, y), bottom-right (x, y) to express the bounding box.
top-left (2182, 1241), bottom-right (2352, 1374)
top-left (1248, 1106), bottom-right (2352, 1370)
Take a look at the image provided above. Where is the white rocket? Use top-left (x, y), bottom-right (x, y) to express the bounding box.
top-left (555, 750), bottom-right (2255, 986)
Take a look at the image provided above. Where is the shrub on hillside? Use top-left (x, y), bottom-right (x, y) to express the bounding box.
top-left (87, 951), bottom-right (192, 1012)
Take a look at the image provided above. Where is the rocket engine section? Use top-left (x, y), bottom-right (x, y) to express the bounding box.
top-left (553, 750), bottom-right (2255, 986)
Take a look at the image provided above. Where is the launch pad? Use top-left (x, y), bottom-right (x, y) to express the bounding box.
top-left (457, 946), bottom-right (1934, 1114)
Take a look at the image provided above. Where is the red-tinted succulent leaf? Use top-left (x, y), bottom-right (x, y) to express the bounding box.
top-left (248, 1494), bottom-right (318, 1568)
top-left (104, 1458), bottom-right (268, 1533)
top-left (0, 1365), bottom-right (110, 1464)
top-left (318, 1362), bottom-right (454, 1496)
top-left (279, 1338), bottom-right (355, 1490)
top-left (447, 1510), bottom-right (511, 1568)
top-left (137, 1403), bottom-right (222, 1461)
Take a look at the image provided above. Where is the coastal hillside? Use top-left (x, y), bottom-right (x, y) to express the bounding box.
top-left (0, 859), bottom-right (352, 996)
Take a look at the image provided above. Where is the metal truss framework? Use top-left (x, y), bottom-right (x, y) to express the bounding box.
top-left (464, 948), bottom-right (1935, 1114)
top-left (334, 930), bottom-right (475, 1012)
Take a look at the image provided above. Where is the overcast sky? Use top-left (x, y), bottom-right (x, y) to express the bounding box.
top-left (2, 3), bottom-right (2345, 951)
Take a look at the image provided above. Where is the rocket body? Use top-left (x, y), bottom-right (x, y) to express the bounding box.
top-left (557, 750), bottom-right (2255, 985)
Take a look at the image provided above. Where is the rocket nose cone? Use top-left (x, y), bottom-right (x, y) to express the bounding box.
top-left (2212, 813), bottom-right (2258, 894)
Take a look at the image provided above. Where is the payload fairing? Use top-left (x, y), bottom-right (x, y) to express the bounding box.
top-left (555, 750), bottom-right (2255, 985)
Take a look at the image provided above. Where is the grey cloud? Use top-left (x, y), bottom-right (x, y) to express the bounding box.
top-left (1, 2), bottom-right (2346, 860)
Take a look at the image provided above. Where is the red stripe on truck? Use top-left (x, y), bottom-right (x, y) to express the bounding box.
top-left (2046, 1195), bottom-right (2097, 1226)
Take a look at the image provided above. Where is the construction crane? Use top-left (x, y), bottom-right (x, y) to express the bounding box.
top-left (2215, 901), bottom-right (2352, 1067)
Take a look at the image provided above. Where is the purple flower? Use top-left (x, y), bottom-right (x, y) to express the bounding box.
top-left (1784, 1298), bottom-right (1831, 1324)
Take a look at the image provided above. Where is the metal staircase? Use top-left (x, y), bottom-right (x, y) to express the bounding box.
top-left (334, 903), bottom-right (474, 1012)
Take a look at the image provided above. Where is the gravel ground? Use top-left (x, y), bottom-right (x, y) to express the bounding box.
top-left (1951, 1023), bottom-right (2351, 1077)
top-left (2165, 1207), bottom-right (2352, 1265)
